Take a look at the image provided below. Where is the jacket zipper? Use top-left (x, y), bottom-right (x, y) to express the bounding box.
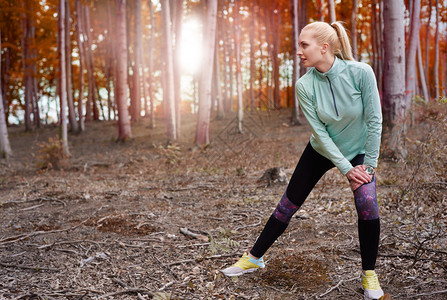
top-left (326, 76), bottom-right (339, 117)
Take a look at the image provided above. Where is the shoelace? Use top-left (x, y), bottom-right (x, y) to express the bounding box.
top-left (363, 273), bottom-right (380, 290)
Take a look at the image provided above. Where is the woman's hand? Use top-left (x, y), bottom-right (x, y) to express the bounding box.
top-left (346, 165), bottom-right (372, 191)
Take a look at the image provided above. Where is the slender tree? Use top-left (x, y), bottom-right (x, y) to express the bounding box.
top-left (327, 0), bottom-right (336, 23)
top-left (132, 0), bottom-right (143, 121)
top-left (58, 0), bottom-right (69, 154)
top-left (161, 0), bottom-right (177, 141)
top-left (234, 0), bottom-right (243, 132)
top-left (173, 0), bottom-right (183, 138)
top-left (417, 39), bottom-right (429, 102)
top-left (21, 0), bottom-right (35, 131)
top-left (65, 0), bottom-right (77, 132)
top-left (382, 0), bottom-right (406, 158)
top-left (350, 0), bottom-right (360, 60)
top-left (0, 29), bottom-right (12, 158)
top-left (75, 0), bottom-right (85, 131)
top-left (195, 0), bottom-right (218, 145)
top-left (433, 0), bottom-right (440, 100)
top-left (405, 0), bottom-right (421, 105)
top-left (115, 0), bottom-right (132, 140)
top-left (148, 0), bottom-right (155, 128)
top-left (291, 0), bottom-right (302, 125)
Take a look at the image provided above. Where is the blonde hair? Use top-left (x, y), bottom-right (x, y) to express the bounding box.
top-left (302, 21), bottom-right (354, 61)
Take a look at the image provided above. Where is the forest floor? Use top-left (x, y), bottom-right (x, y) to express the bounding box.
top-left (1, 105), bottom-right (446, 300)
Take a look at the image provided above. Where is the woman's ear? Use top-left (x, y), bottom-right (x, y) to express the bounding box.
top-left (321, 43), bottom-right (329, 54)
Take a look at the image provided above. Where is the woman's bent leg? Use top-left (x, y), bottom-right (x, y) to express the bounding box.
top-left (250, 143), bottom-right (334, 258)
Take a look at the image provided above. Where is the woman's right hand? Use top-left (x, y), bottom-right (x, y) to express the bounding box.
top-left (346, 165), bottom-right (372, 191)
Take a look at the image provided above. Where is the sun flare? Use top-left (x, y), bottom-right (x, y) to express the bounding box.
top-left (179, 19), bottom-right (203, 75)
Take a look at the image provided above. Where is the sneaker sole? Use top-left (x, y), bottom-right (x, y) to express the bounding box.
top-left (364, 294), bottom-right (389, 300)
top-left (221, 268), bottom-right (259, 277)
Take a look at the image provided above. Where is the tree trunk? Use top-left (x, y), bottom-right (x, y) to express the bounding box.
top-left (83, 4), bottom-right (97, 121)
top-left (417, 39), bottom-right (429, 102)
top-left (327, 0), bottom-right (336, 23)
top-left (382, 0), bottom-right (406, 159)
top-left (65, 0), bottom-right (78, 132)
top-left (433, 0), bottom-right (440, 100)
top-left (132, 0), bottom-right (143, 122)
top-left (350, 0), bottom-right (359, 60)
top-left (75, 0), bottom-right (85, 132)
top-left (21, 0), bottom-right (34, 131)
top-left (234, 0), bottom-right (244, 133)
top-left (214, 30), bottom-right (224, 119)
top-left (58, 0), bottom-right (69, 154)
top-left (173, 0), bottom-right (183, 138)
top-left (195, 0), bottom-right (217, 145)
top-left (271, 7), bottom-right (281, 109)
top-left (0, 29), bottom-right (12, 158)
top-left (148, 0), bottom-right (155, 128)
top-left (424, 0), bottom-right (432, 96)
top-left (249, 1), bottom-right (255, 111)
top-left (291, 0), bottom-right (302, 125)
top-left (115, 0), bottom-right (132, 140)
top-left (161, 0), bottom-right (177, 142)
top-left (299, 0), bottom-right (308, 77)
top-left (106, 0), bottom-right (114, 121)
top-left (405, 0), bottom-right (421, 106)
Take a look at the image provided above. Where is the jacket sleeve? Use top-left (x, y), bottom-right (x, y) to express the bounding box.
top-left (360, 65), bottom-right (382, 168)
top-left (296, 81), bottom-right (353, 175)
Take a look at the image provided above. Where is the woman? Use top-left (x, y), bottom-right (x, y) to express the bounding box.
top-left (221, 21), bottom-right (384, 300)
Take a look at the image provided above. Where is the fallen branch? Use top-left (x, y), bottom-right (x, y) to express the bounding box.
top-left (410, 289), bottom-right (447, 298)
top-left (98, 288), bottom-right (153, 299)
top-left (180, 227), bottom-right (208, 241)
top-left (318, 277), bottom-right (357, 298)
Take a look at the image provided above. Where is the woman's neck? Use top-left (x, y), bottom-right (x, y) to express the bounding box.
top-left (315, 55), bottom-right (336, 73)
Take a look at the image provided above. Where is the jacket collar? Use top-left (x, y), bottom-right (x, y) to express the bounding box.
top-left (313, 56), bottom-right (344, 80)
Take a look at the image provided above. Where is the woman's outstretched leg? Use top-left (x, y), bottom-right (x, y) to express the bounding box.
top-left (221, 143), bottom-right (334, 276)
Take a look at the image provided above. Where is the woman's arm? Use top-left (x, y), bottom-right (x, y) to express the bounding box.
top-left (360, 65), bottom-right (383, 168)
top-left (296, 81), bottom-right (353, 175)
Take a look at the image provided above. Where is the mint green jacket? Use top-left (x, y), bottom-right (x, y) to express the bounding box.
top-left (295, 57), bottom-right (382, 175)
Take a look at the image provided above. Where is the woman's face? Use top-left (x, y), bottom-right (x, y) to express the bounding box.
top-left (297, 29), bottom-right (325, 69)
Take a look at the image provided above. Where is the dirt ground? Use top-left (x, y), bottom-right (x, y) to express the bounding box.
top-left (1, 108), bottom-right (446, 299)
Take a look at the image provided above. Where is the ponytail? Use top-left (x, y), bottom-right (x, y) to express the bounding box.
top-left (330, 22), bottom-right (354, 61)
top-left (302, 21), bottom-right (354, 61)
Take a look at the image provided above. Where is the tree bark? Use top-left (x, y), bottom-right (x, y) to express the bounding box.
top-left (195, 0), bottom-right (217, 145)
top-left (424, 0), bottom-right (432, 97)
top-left (234, 0), bottom-right (243, 133)
top-left (21, 0), bottom-right (34, 131)
top-left (350, 0), bottom-right (360, 60)
top-left (417, 39), bottom-right (429, 102)
top-left (83, 4), bottom-right (97, 121)
top-left (173, 0), bottom-right (183, 138)
top-left (249, 0), bottom-right (255, 111)
top-left (291, 0), bottom-right (302, 125)
top-left (58, 0), bottom-right (69, 154)
top-left (75, 0), bottom-right (85, 132)
top-left (115, 0), bottom-right (132, 140)
top-left (161, 0), bottom-right (177, 142)
top-left (382, 0), bottom-right (407, 159)
top-left (271, 7), bottom-right (280, 109)
top-left (405, 0), bottom-right (421, 106)
top-left (148, 0), bottom-right (155, 128)
top-left (433, 0), bottom-right (440, 100)
top-left (0, 29), bottom-right (12, 158)
top-left (132, 0), bottom-right (143, 122)
top-left (65, 0), bottom-right (78, 132)
top-left (327, 0), bottom-right (336, 23)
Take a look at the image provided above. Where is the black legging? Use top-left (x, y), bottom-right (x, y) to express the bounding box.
top-left (250, 142), bottom-right (380, 270)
